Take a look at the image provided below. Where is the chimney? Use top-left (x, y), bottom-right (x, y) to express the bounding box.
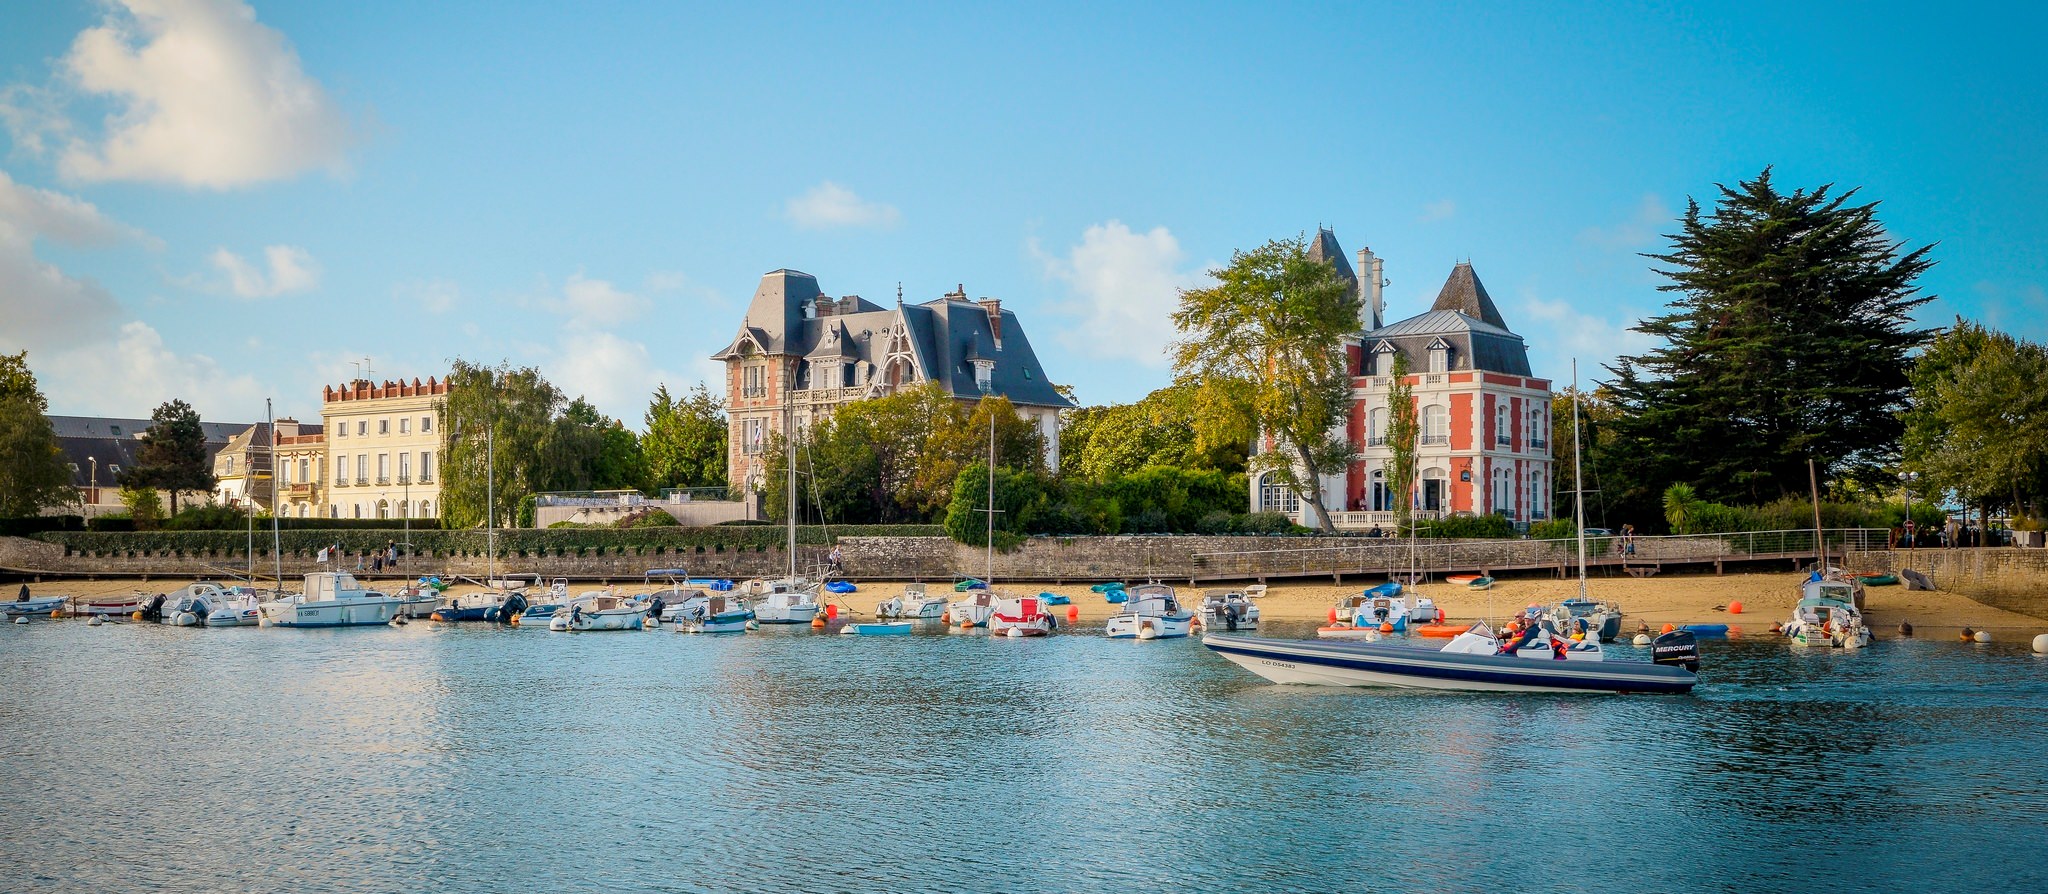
top-left (1357, 247), bottom-right (1384, 330)
top-left (977, 298), bottom-right (1003, 347)
top-left (275, 418), bottom-right (300, 440)
top-left (814, 296), bottom-right (835, 318)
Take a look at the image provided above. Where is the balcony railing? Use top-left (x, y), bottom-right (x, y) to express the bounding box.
top-left (1366, 436), bottom-right (1388, 447)
top-left (397, 476), bottom-right (411, 486)
top-left (376, 476), bottom-right (391, 486)
top-left (1420, 434), bottom-right (1449, 446)
top-left (418, 474), bottom-right (434, 483)
top-left (335, 479), bottom-right (350, 487)
top-left (1531, 438), bottom-right (1548, 451)
top-left (1495, 435), bottom-right (1512, 447)
top-left (742, 442), bottom-right (765, 455)
top-left (741, 387), bottom-right (769, 399)
top-left (355, 476), bottom-right (369, 486)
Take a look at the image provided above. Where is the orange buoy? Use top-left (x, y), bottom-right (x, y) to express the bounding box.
top-left (1327, 607), bottom-right (1339, 623)
top-left (1378, 622), bottom-right (1394, 634)
top-left (960, 619), bottom-right (974, 629)
top-left (1728, 600), bottom-right (1744, 614)
top-left (1066, 605), bottom-right (1079, 623)
top-left (1660, 623), bottom-right (1676, 634)
top-left (825, 604), bottom-right (839, 619)
top-left (810, 615), bottom-right (826, 629)
top-left (1415, 624), bottom-right (1464, 638)
top-left (131, 611), bottom-right (143, 621)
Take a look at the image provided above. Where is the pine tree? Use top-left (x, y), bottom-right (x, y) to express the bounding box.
top-left (128, 400), bottom-right (215, 514)
top-left (1608, 168), bottom-right (1933, 507)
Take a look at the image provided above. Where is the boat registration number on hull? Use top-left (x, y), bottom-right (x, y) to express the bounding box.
top-left (1258, 659), bottom-right (1297, 670)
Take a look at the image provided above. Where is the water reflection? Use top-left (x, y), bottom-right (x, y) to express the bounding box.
top-left (3, 621), bottom-right (2046, 893)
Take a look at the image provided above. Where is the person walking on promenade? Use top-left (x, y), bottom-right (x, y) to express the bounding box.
top-left (827, 546), bottom-right (844, 575)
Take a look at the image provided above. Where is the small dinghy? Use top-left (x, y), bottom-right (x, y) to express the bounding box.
top-left (1038, 591), bottom-right (1071, 606)
top-left (5, 594), bottom-right (71, 617)
top-left (1316, 623), bottom-right (1384, 640)
top-left (1466, 576), bottom-right (1495, 591)
top-left (824, 580), bottom-right (858, 594)
top-left (1445, 574), bottom-right (1481, 585)
top-left (841, 621), bottom-right (913, 636)
top-left (1853, 572), bottom-right (1898, 586)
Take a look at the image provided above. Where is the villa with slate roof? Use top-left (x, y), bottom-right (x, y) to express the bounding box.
top-left (1252, 229), bottom-right (1555, 529)
top-left (714, 270), bottom-right (1076, 491)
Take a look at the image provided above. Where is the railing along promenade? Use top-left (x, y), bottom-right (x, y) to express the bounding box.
top-left (1188, 528), bottom-right (1888, 582)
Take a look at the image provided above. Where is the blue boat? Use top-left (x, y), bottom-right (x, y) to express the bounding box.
top-left (1202, 633), bottom-right (1700, 694)
top-left (1681, 624), bottom-right (1729, 638)
top-left (840, 621), bottom-right (913, 636)
top-left (1039, 591), bottom-right (1070, 606)
top-left (825, 581), bottom-right (858, 594)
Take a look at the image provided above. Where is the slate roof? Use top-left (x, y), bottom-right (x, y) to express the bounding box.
top-left (1430, 262), bottom-right (1508, 329)
top-left (1362, 263), bottom-right (1531, 377)
top-left (713, 271), bottom-right (1073, 408)
top-left (46, 415), bottom-right (254, 489)
top-left (1308, 227), bottom-right (1359, 294)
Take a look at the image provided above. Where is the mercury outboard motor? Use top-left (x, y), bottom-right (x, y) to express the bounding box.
top-left (142, 593), bottom-right (167, 622)
top-left (489, 591), bottom-right (528, 623)
top-left (1652, 630), bottom-right (1701, 673)
top-left (646, 596), bottom-right (666, 621)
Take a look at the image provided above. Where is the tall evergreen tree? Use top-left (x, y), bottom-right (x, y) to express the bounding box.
top-left (128, 399), bottom-right (215, 514)
top-left (1608, 168), bottom-right (1933, 507)
top-left (642, 384), bottom-right (727, 490)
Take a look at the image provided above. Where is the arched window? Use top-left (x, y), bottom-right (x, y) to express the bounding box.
top-left (1368, 407), bottom-right (1387, 446)
top-left (1495, 403), bottom-right (1510, 447)
top-left (1257, 472), bottom-right (1301, 515)
top-left (419, 500), bottom-right (433, 518)
top-left (1421, 405), bottom-right (1449, 445)
top-left (1495, 468), bottom-right (1514, 516)
top-left (377, 500), bottom-right (390, 519)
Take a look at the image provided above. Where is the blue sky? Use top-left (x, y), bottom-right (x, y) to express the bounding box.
top-left (3, 1), bottom-right (2043, 428)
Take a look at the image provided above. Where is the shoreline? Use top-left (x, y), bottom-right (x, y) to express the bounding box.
top-left (15, 569), bottom-right (2044, 634)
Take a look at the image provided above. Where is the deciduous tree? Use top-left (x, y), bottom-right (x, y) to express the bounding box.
top-left (0, 352), bottom-right (73, 517)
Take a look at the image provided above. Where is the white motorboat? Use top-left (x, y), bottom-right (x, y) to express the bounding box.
top-left (744, 578), bottom-right (821, 625)
top-left (1442, 615), bottom-right (1606, 662)
top-left (1202, 630), bottom-right (1700, 694)
top-left (876, 583), bottom-right (948, 620)
top-left (1197, 588), bottom-right (1259, 630)
top-left (1338, 582), bottom-right (1435, 631)
top-left (945, 589), bottom-right (996, 627)
top-left (68, 593), bottom-right (149, 617)
top-left (1105, 583), bottom-right (1196, 640)
top-left (1543, 597), bottom-right (1624, 643)
top-left (390, 585), bottom-right (440, 619)
top-left (988, 593), bottom-right (1055, 638)
top-left (203, 586), bottom-right (267, 626)
top-left (153, 582), bottom-right (233, 626)
top-left (6, 593), bottom-right (71, 617)
top-left (1784, 575), bottom-right (1871, 649)
top-left (259, 572), bottom-right (404, 627)
top-left (670, 592), bottom-right (754, 634)
top-left (550, 590), bottom-right (642, 632)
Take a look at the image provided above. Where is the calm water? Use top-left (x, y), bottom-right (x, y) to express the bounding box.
top-left (4, 617), bottom-right (2047, 893)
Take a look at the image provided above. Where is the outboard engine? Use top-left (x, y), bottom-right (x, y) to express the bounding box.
top-left (490, 592), bottom-right (529, 623)
top-left (1652, 630), bottom-right (1701, 672)
top-left (142, 593), bottom-right (167, 622)
top-left (646, 596), bottom-right (665, 621)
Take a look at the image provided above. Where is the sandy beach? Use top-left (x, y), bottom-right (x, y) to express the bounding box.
top-left (21, 568), bottom-right (2045, 636)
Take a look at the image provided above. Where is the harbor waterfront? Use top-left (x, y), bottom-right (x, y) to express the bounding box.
top-left (5, 597), bottom-right (2048, 893)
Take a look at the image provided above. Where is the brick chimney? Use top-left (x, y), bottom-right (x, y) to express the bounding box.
top-left (977, 298), bottom-right (1003, 348)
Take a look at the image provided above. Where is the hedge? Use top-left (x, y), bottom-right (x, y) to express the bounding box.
top-left (33, 524), bottom-right (945, 558)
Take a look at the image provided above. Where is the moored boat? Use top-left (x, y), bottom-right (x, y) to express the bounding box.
top-left (745, 578), bottom-right (821, 625)
top-left (1202, 630), bottom-right (1700, 693)
top-left (1198, 589), bottom-right (1259, 630)
top-left (1104, 583), bottom-right (1195, 640)
top-left (945, 590), bottom-right (996, 627)
top-left (556, 591), bottom-right (643, 631)
top-left (841, 620), bottom-right (914, 635)
top-left (259, 572), bottom-right (404, 627)
top-left (988, 594), bottom-right (1055, 638)
top-left (1783, 575), bottom-right (1870, 649)
top-left (670, 593), bottom-right (753, 633)
top-left (876, 583), bottom-right (948, 620)
top-left (203, 586), bottom-right (267, 626)
top-left (1543, 597), bottom-right (1623, 643)
top-left (5, 593), bottom-right (70, 617)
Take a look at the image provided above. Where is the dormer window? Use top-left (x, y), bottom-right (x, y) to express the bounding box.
top-left (1427, 338), bottom-right (1451, 373)
top-left (1370, 342), bottom-right (1398, 376)
top-left (972, 359), bottom-right (995, 394)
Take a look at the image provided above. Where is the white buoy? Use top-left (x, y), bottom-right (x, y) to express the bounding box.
top-left (13, 616), bottom-right (26, 625)
top-left (1632, 633), bottom-right (1653, 646)
top-left (1973, 630), bottom-right (1992, 643)
top-left (88, 615), bottom-right (104, 626)
top-left (2033, 633), bottom-right (2048, 654)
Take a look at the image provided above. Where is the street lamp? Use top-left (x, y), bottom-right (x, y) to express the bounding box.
top-left (1902, 470), bottom-right (1919, 552)
top-left (88, 456), bottom-right (98, 515)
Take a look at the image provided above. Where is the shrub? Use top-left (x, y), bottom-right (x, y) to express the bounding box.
top-left (615, 508), bottom-right (680, 528)
top-left (1237, 511), bottom-right (1299, 534)
top-left (1527, 518), bottom-right (1576, 540)
top-left (164, 504), bottom-right (249, 531)
top-left (1415, 514), bottom-right (1518, 539)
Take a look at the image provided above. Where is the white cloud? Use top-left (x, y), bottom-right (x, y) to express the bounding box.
top-left (1513, 291), bottom-right (1657, 382)
top-left (0, 169), bottom-right (131, 350)
top-left (210, 244), bottom-right (319, 297)
top-left (557, 273), bottom-right (651, 327)
top-left (394, 277), bottom-right (461, 313)
top-left (1035, 220), bottom-right (1210, 369)
top-left (1420, 199), bottom-right (1457, 222)
top-left (785, 181), bottom-right (901, 229)
top-left (9, 0), bottom-right (355, 188)
top-left (1579, 194), bottom-right (1673, 251)
top-left (35, 320), bottom-right (266, 419)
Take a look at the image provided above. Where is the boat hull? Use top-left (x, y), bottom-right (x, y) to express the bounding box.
top-left (260, 598), bottom-right (402, 627)
top-left (4, 596), bottom-right (69, 615)
top-left (1105, 613), bottom-right (1194, 640)
top-left (1201, 634), bottom-right (1697, 694)
top-left (842, 621), bottom-right (914, 636)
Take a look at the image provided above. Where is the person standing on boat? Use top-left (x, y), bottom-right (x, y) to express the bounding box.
top-left (15, 584), bottom-right (27, 602)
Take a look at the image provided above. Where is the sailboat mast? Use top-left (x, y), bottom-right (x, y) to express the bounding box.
top-left (786, 390), bottom-right (797, 579)
top-left (1572, 360), bottom-right (1588, 600)
top-left (270, 398), bottom-right (281, 591)
top-left (1808, 457), bottom-right (1825, 572)
top-left (985, 419), bottom-right (995, 586)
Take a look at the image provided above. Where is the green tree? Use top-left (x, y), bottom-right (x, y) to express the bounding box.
top-left (0, 353), bottom-right (74, 517)
top-left (440, 360), bottom-right (564, 528)
top-left (1172, 234), bottom-right (1361, 532)
top-left (127, 399), bottom-right (215, 514)
top-left (942, 461), bottom-right (1044, 548)
top-left (1910, 325), bottom-right (2048, 520)
top-left (1608, 168), bottom-right (1934, 506)
top-left (643, 384), bottom-right (727, 490)
top-left (1385, 352), bottom-right (1418, 531)
top-left (1062, 384), bottom-right (1245, 482)
top-left (121, 485), bottom-right (165, 530)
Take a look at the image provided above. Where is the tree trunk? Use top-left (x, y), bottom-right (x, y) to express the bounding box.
top-left (1292, 442), bottom-right (1336, 533)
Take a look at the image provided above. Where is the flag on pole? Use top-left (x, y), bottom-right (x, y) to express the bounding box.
top-left (317, 546), bottom-right (330, 563)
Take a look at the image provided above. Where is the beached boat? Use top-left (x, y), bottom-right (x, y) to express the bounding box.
top-left (841, 620), bottom-right (914, 636)
top-left (1466, 576), bottom-right (1495, 591)
top-left (1445, 574), bottom-right (1482, 585)
top-left (68, 593), bottom-right (150, 616)
top-left (988, 594), bottom-right (1055, 638)
top-left (156, 582), bottom-right (234, 626)
top-left (1198, 589), bottom-right (1259, 630)
top-left (1202, 628), bottom-right (1700, 693)
top-left (745, 578), bottom-right (821, 625)
top-left (259, 572), bottom-right (405, 627)
top-left (391, 585), bottom-right (440, 619)
top-left (945, 590), bottom-right (996, 627)
top-left (1039, 591), bottom-right (1071, 606)
top-left (876, 583), bottom-right (948, 620)
top-left (1105, 583), bottom-right (1195, 640)
top-left (1783, 575), bottom-right (1870, 649)
top-left (1543, 597), bottom-right (1624, 643)
top-left (555, 591), bottom-right (644, 631)
top-left (1337, 582), bottom-right (1435, 631)
top-left (431, 590), bottom-right (516, 623)
top-left (1853, 572), bottom-right (1899, 586)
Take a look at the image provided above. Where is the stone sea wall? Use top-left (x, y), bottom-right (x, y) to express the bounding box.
top-left (1844, 547), bottom-right (2048, 620)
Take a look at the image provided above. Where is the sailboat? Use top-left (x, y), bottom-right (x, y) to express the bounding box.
top-left (741, 400), bottom-right (821, 624)
top-left (1202, 359), bottom-right (1701, 694)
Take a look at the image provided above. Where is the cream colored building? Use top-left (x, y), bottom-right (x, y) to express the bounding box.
top-left (275, 420), bottom-right (327, 518)
top-left (322, 378), bottom-right (449, 519)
